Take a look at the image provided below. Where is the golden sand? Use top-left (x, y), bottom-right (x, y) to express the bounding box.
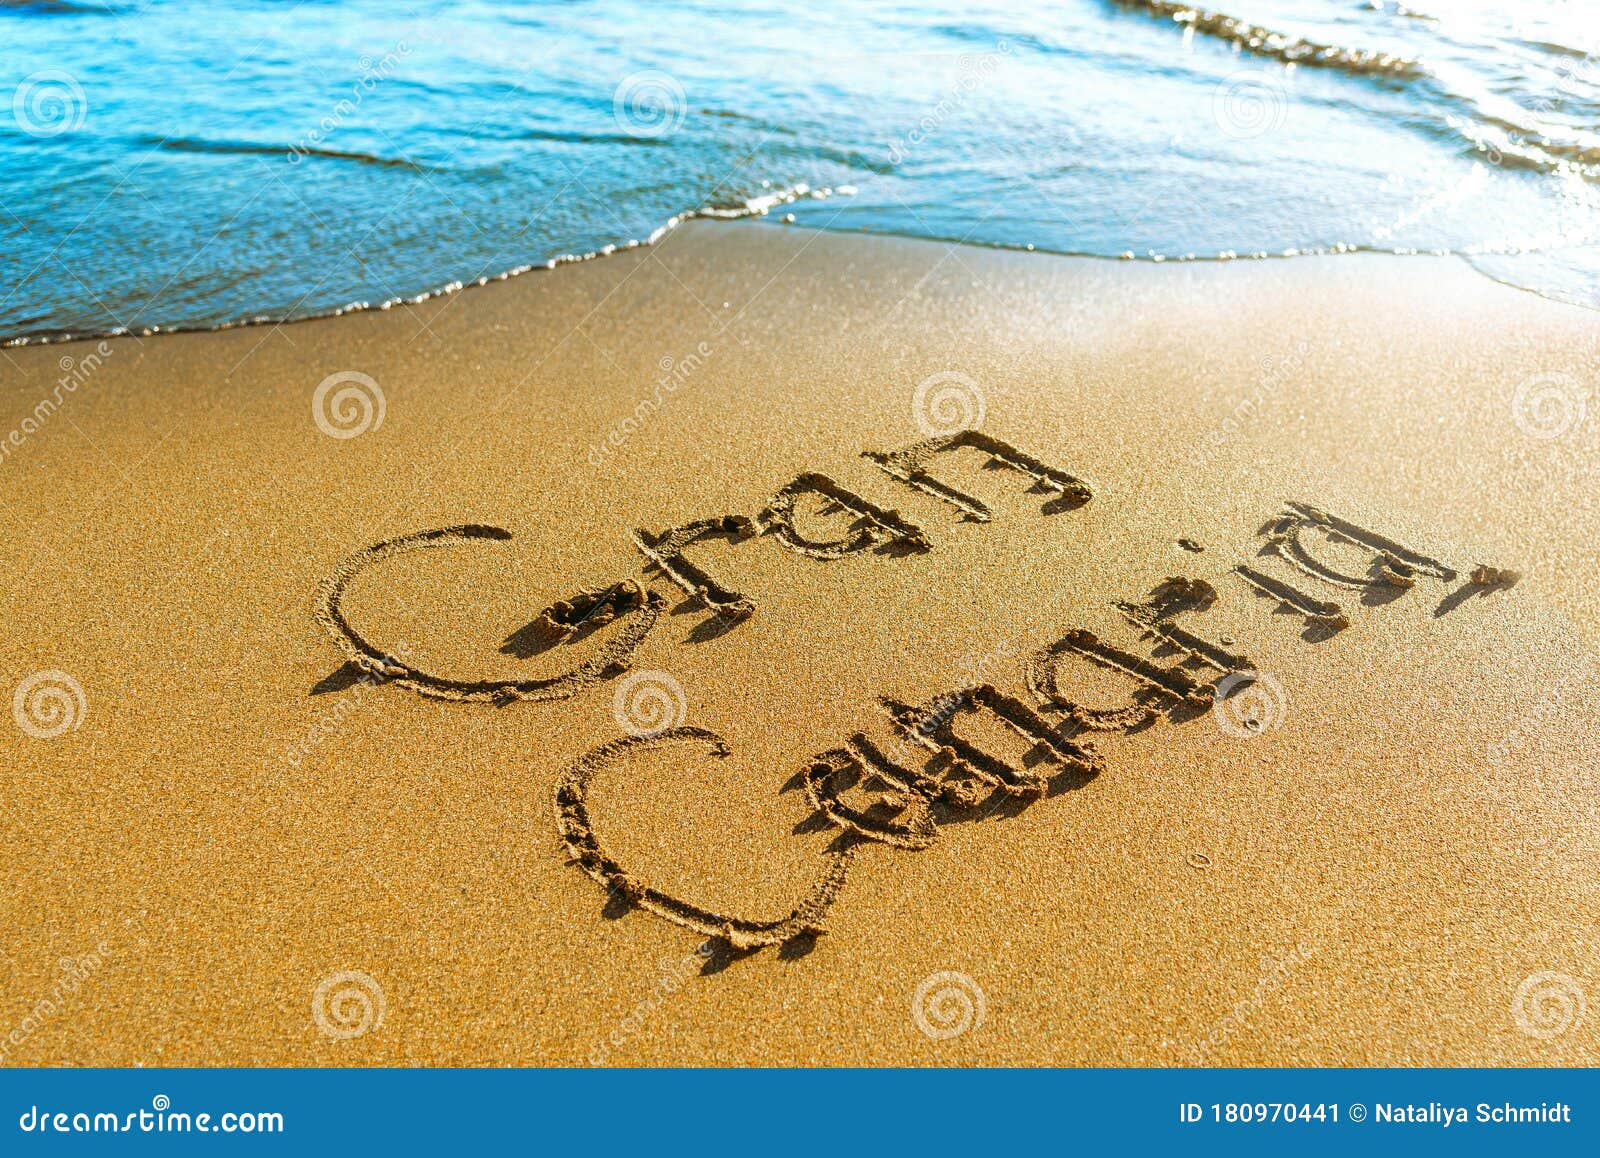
top-left (1, 222), bottom-right (1596, 1065)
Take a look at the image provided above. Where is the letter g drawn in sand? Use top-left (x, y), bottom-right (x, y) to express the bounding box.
top-left (315, 525), bottom-right (664, 704)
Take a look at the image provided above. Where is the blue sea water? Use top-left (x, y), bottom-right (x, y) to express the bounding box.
top-left (1, 0), bottom-right (1597, 342)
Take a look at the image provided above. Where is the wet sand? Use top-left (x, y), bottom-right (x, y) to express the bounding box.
top-left (1, 221), bottom-right (1597, 1065)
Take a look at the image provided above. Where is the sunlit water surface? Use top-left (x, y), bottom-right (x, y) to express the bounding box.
top-left (2, 0), bottom-right (1597, 341)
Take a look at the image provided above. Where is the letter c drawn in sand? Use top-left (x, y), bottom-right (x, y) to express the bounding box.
top-left (315, 524), bottom-right (664, 704)
top-left (557, 727), bottom-right (853, 950)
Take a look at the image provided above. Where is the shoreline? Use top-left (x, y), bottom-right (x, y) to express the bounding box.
top-left (8, 211), bottom-right (1594, 350)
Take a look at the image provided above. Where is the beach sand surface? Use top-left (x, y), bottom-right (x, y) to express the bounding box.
top-left (2, 222), bottom-right (1597, 1065)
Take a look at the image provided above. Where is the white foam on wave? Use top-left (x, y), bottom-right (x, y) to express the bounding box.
top-left (0, 182), bottom-right (855, 348)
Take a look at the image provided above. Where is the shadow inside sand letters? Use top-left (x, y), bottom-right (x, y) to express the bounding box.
top-left (307, 429), bottom-right (1520, 960)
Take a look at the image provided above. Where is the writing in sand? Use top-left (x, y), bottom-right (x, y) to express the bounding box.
top-left (312, 429), bottom-right (1518, 953)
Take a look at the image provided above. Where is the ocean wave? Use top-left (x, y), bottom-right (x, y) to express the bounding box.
top-left (0, 0), bottom-right (126, 14)
top-left (1112, 0), bottom-right (1422, 77)
top-left (5, 0), bottom-right (1598, 336)
top-left (0, 182), bottom-right (857, 347)
top-left (139, 135), bottom-right (427, 170)
top-left (1362, 1), bottom-right (1435, 24)
top-left (1116, 0), bottom-right (1600, 181)
top-left (469, 126), bottom-right (670, 148)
